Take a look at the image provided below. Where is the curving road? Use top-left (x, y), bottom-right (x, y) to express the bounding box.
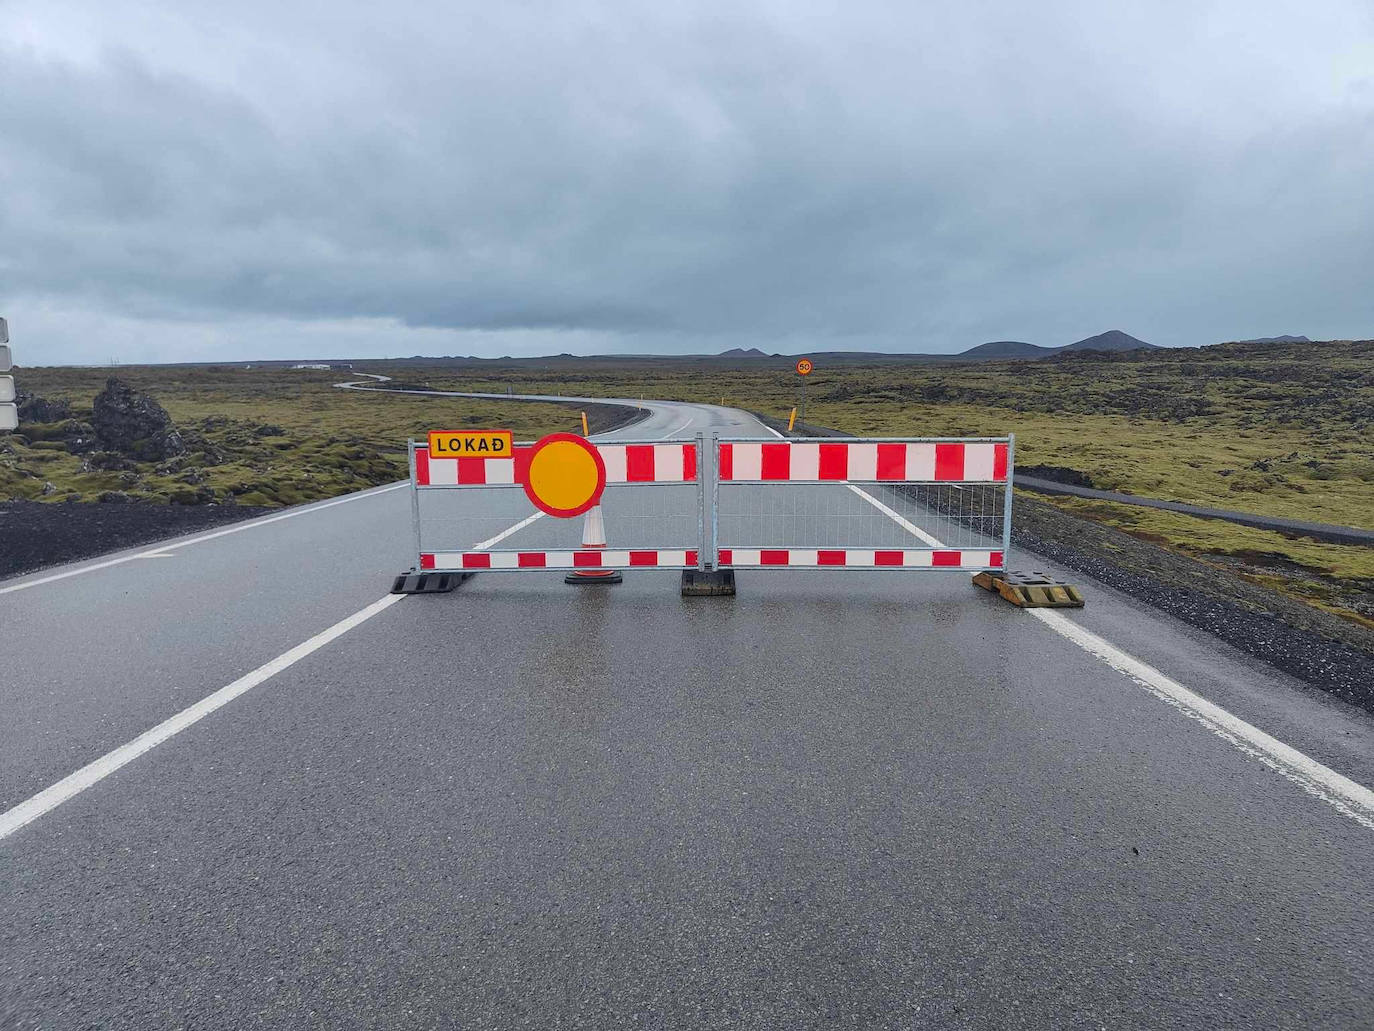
top-left (3, 398), bottom-right (1374, 1029)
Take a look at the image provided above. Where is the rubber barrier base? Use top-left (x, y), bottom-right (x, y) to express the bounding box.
top-left (391, 571), bottom-right (471, 594)
top-left (973, 570), bottom-right (1085, 608)
top-left (681, 568), bottom-right (737, 597)
top-left (564, 571), bottom-right (624, 585)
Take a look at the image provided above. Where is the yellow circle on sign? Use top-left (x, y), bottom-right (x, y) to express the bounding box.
top-left (525, 436), bottom-right (605, 517)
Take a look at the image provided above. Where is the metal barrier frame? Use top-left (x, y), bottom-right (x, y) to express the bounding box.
top-left (708, 434), bottom-right (1014, 572)
top-left (408, 434), bottom-right (709, 572)
top-left (403, 431), bottom-right (1014, 577)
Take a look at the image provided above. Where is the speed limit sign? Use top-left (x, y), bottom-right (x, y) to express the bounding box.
top-left (796, 358), bottom-right (813, 376)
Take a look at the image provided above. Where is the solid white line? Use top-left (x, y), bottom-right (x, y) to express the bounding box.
top-left (1030, 608), bottom-right (1374, 830)
top-left (0, 499), bottom-right (550, 840)
top-left (846, 483), bottom-right (945, 547)
top-left (0, 592), bottom-right (406, 841)
top-left (0, 482), bottom-right (408, 597)
top-left (843, 469), bottom-right (1374, 830)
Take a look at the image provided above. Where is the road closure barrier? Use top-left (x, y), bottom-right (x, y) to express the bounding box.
top-left (712, 438), bottom-right (1012, 574)
top-left (394, 429), bottom-right (1025, 599)
top-left (397, 434), bottom-right (704, 591)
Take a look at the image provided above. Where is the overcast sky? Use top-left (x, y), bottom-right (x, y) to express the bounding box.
top-left (3, 1), bottom-right (1372, 364)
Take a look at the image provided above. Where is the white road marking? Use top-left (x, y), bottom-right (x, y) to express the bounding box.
top-left (473, 512), bottom-right (544, 550)
top-left (653, 414), bottom-right (694, 440)
top-left (0, 593), bottom-right (406, 841)
top-left (840, 466), bottom-right (1374, 830)
top-left (845, 484), bottom-right (945, 547)
top-left (0, 482), bottom-right (408, 596)
top-left (1031, 608), bottom-right (1374, 830)
top-left (0, 499), bottom-right (557, 840)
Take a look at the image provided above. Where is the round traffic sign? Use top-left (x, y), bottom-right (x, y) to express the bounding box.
top-left (796, 358), bottom-right (813, 376)
top-left (522, 433), bottom-right (606, 518)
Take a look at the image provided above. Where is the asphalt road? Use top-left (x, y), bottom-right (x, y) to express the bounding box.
top-left (3, 398), bottom-right (1373, 1029)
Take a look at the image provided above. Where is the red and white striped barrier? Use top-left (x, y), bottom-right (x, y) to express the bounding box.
top-left (415, 442), bottom-right (697, 487)
top-left (717, 441), bottom-right (1008, 483)
top-left (718, 548), bottom-right (1002, 569)
top-left (422, 549), bottom-right (698, 570)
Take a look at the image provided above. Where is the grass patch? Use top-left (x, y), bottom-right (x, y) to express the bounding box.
top-left (4, 367), bottom-right (589, 506)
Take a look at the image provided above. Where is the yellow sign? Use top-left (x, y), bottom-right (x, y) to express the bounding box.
top-left (428, 429), bottom-right (514, 458)
top-left (523, 433), bottom-right (606, 517)
top-left (796, 358), bottom-right (813, 376)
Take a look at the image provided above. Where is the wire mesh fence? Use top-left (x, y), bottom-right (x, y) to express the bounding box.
top-left (712, 437), bottom-right (1011, 570)
top-left (403, 434), bottom-right (1012, 574)
top-left (411, 438), bottom-right (705, 570)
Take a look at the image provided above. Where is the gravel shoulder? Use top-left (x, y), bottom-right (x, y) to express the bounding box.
top-left (0, 501), bottom-right (272, 580)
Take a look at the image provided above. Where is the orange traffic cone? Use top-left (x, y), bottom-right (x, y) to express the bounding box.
top-left (564, 504), bottom-right (622, 585)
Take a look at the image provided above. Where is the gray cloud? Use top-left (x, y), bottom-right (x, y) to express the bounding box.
top-left (2, 0), bottom-right (1372, 363)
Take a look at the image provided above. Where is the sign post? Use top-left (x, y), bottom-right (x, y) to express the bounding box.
top-left (795, 357), bottom-right (813, 429)
top-left (0, 318), bottom-right (15, 433)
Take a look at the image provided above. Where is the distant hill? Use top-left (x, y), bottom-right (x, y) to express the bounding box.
top-left (1238, 335), bottom-right (1309, 344)
top-left (718, 347), bottom-right (771, 358)
top-left (1061, 330), bottom-right (1157, 352)
top-left (958, 340), bottom-right (1058, 359)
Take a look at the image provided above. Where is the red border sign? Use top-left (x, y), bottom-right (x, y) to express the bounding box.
top-left (796, 358), bottom-right (813, 376)
top-left (521, 433), bottom-right (607, 518)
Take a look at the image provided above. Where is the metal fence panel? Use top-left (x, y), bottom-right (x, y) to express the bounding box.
top-left (713, 436), bottom-right (1012, 572)
top-left (411, 436), bottom-right (706, 572)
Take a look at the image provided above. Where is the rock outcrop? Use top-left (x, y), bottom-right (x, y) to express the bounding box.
top-left (16, 392), bottom-right (73, 423)
top-left (91, 378), bottom-right (186, 460)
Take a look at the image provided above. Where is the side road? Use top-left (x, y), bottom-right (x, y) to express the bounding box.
top-left (1016, 475), bottom-right (1373, 546)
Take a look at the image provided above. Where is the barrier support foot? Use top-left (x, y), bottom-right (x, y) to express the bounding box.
top-left (681, 567), bottom-right (736, 597)
top-left (973, 569), bottom-right (1084, 608)
top-left (392, 571), bottom-right (471, 594)
top-left (564, 571), bottom-right (623, 585)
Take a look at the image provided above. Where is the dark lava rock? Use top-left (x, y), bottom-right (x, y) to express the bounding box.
top-left (0, 499), bottom-right (272, 579)
top-left (254, 424), bottom-right (286, 437)
top-left (91, 378), bottom-right (186, 460)
top-left (81, 451), bottom-right (138, 473)
top-left (16, 392), bottom-right (73, 423)
top-left (1018, 464), bottom-right (1098, 489)
top-left (58, 421), bottom-right (101, 455)
top-left (169, 485), bottom-right (216, 505)
top-left (97, 490), bottom-right (133, 504)
top-left (179, 431), bottom-right (227, 467)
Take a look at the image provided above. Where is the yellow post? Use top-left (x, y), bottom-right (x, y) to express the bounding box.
top-left (787, 407), bottom-right (798, 432)
top-left (580, 411), bottom-right (589, 436)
